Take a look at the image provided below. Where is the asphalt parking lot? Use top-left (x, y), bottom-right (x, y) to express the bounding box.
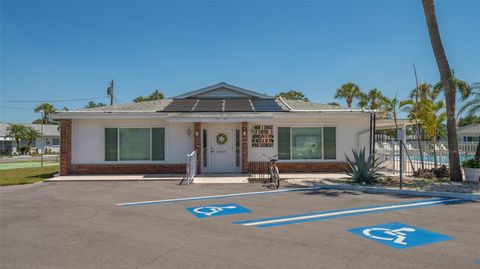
top-left (1, 181), bottom-right (479, 269)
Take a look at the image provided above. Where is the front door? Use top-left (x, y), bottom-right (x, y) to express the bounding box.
top-left (209, 124), bottom-right (235, 173)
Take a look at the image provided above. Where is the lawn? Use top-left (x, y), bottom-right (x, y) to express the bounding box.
top-left (0, 165), bottom-right (59, 186)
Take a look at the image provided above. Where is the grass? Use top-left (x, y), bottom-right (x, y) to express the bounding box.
top-left (0, 165), bottom-right (59, 186)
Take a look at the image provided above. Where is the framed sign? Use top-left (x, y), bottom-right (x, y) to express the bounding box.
top-left (251, 125), bottom-right (274, 147)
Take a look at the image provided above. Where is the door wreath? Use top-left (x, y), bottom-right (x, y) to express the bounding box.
top-left (216, 133), bottom-right (228, 145)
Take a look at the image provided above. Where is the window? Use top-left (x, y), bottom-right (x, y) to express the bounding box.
top-left (52, 138), bottom-right (60, 146)
top-left (278, 127), bottom-right (336, 160)
top-left (105, 127), bottom-right (165, 161)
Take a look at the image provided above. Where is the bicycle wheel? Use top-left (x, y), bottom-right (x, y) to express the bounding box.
top-left (272, 165), bottom-right (280, 189)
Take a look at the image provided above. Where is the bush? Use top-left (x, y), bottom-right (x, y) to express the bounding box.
top-left (345, 147), bottom-right (384, 184)
top-left (462, 159), bottom-right (480, 169)
top-left (413, 165), bottom-right (450, 179)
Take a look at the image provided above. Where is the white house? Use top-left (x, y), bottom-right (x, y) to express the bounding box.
top-left (52, 82), bottom-right (374, 175)
top-left (457, 124), bottom-right (480, 142)
top-left (0, 123), bottom-right (60, 155)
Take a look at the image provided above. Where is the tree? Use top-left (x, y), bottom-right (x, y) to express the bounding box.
top-left (24, 127), bottom-right (40, 150)
top-left (85, 101), bottom-right (107, 109)
top-left (421, 98), bottom-right (447, 168)
top-left (359, 88), bottom-right (385, 110)
top-left (32, 119), bottom-right (43, 124)
top-left (409, 82), bottom-right (436, 100)
top-left (433, 70), bottom-right (472, 101)
top-left (62, 106), bottom-right (70, 111)
top-left (327, 102), bottom-right (340, 106)
top-left (6, 124), bottom-right (27, 154)
top-left (422, 0), bottom-right (462, 181)
top-left (34, 103), bottom-right (56, 124)
top-left (381, 95), bottom-right (400, 135)
top-left (275, 90), bottom-right (309, 102)
top-left (458, 82), bottom-right (479, 117)
top-left (458, 115), bottom-right (480, 127)
top-left (133, 90), bottom-right (165, 102)
top-left (334, 82), bottom-right (362, 108)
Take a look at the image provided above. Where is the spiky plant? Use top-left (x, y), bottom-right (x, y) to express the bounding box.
top-left (345, 147), bottom-right (385, 184)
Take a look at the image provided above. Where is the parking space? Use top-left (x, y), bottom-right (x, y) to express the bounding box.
top-left (1, 181), bottom-right (479, 269)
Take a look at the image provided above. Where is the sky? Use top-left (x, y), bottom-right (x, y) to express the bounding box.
top-left (1, 0), bottom-right (479, 123)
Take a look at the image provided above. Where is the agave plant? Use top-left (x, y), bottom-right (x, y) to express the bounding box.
top-left (345, 147), bottom-right (385, 184)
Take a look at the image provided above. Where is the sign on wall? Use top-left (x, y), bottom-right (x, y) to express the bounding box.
top-left (251, 125), bottom-right (274, 147)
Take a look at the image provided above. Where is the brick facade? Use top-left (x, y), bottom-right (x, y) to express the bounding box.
top-left (241, 122), bottom-right (248, 174)
top-left (250, 161), bottom-right (348, 173)
top-left (68, 164), bottom-right (185, 175)
top-left (59, 119), bottom-right (72, 176)
top-left (194, 122), bottom-right (202, 174)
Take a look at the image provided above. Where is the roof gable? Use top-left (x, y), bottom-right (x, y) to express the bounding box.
top-left (172, 82), bottom-right (273, 99)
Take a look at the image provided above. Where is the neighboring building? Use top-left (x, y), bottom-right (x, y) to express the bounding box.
top-left (52, 82), bottom-right (374, 175)
top-left (457, 124), bottom-right (480, 142)
top-left (0, 123), bottom-right (60, 155)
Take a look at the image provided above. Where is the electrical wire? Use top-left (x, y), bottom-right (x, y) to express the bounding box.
top-left (1, 96), bottom-right (109, 103)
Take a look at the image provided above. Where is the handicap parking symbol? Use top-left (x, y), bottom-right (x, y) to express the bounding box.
top-left (186, 203), bottom-right (251, 218)
top-left (348, 222), bottom-right (453, 249)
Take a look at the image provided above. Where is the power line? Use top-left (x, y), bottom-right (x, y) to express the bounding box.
top-left (1, 96), bottom-right (109, 103)
top-left (0, 106), bottom-right (34, 111)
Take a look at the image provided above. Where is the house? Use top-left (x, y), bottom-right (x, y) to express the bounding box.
top-left (457, 124), bottom-right (480, 142)
top-left (52, 82), bottom-right (374, 176)
top-left (0, 123), bottom-right (60, 155)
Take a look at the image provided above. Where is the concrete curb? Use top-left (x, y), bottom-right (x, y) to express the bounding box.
top-left (311, 183), bottom-right (480, 201)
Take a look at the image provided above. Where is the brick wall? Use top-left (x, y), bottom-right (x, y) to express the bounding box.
top-left (59, 119), bottom-right (72, 176)
top-left (194, 122), bottom-right (201, 174)
top-left (250, 161), bottom-right (348, 173)
top-left (241, 122), bottom-right (248, 174)
top-left (68, 164), bottom-right (185, 175)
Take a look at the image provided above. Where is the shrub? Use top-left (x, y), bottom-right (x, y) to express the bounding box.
top-left (462, 159), bottom-right (480, 169)
top-left (345, 147), bottom-right (384, 184)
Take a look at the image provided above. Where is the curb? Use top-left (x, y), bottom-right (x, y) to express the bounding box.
top-left (311, 183), bottom-right (480, 201)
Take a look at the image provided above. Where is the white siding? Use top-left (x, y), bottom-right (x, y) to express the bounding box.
top-left (248, 114), bottom-right (371, 162)
top-left (71, 119), bottom-right (193, 164)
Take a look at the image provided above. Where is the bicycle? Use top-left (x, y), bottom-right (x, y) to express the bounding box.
top-left (262, 154), bottom-right (280, 189)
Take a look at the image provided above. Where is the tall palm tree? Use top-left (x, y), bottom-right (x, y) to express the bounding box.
top-left (458, 82), bottom-right (480, 117)
top-left (6, 124), bottom-right (27, 154)
top-left (34, 103), bottom-right (56, 124)
top-left (334, 82), bottom-right (362, 108)
top-left (422, 0), bottom-right (462, 181)
top-left (409, 83), bottom-right (436, 100)
top-left (359, 88), bottom-right (385, 110)
top-left (433, 70), bottom-right (472, 101)
top-left (381, 95), bottom-right (400, 131)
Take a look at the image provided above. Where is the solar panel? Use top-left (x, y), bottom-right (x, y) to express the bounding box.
top-left (162, 99), bottom-right (198, 112)
top-left (194, 99), bottom-right (224, 112)
top-left (252, 99), bottom-right (285, 112)
top-left (224, 99), bottom-right (254, 112)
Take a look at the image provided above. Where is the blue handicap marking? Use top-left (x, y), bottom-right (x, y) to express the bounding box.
top-left (348, 222), bottom-right (453, 249)
top-left (186, 203), bottom-right (251, 218)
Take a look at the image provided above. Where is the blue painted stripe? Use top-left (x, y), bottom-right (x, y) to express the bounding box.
top-left (234, 198), bottom-right (465, 228)
top-left (117, 186), bottom-right (325, 206)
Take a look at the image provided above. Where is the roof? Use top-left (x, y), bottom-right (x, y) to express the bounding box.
top-left (457, 124), bottom-right (480, 134)
top-left (172, 82), bottom-right (273, 99)
top-left (82, 99), bottom-right (172, 112)
top-left (0, 123), bottom-right (60, 137)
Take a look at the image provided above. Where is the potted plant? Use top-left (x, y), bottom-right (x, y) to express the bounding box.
top-left (462, 158), bottom-right (480, 182)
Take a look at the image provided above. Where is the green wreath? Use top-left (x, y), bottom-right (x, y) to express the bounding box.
top-left (216, 133), bottom-right (228, 145)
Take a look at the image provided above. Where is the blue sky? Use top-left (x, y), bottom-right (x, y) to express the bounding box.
top-left (1, 0), bottom-right (479, 123)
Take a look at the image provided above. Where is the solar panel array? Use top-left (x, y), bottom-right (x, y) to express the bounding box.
top-left (162, 99), bottom-right (285, 112)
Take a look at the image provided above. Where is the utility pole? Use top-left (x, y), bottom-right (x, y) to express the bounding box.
top-left (107, 80), bottom-right (114, 105)
top-left (155, 89), bottom-right (159, 100)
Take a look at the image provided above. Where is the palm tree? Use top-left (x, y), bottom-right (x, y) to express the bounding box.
top-left (6, 124), bottom-right (27, 154)
top-left (359, 88), bottom-right (385, 110)
top-left (275, 90), bottom-right (310, 102)
top-left (334, 82), bottom-right (362, 108)
top-left (433, 70), bottom-right (472, 101)
top-left (409, 83), bottom-right (436, 100)
top-left (458, 82), bottom-right (480, 117)
top-left (24, 127), bottom-right (40, 151)
top-left (422, 0), bottom-right (462, 181)
top-left (421, 99), bottom-right (447, 168)
top-left (34, 103), bottom-right (56, 124)
top-left (382, 95), bottom-right (400, 132)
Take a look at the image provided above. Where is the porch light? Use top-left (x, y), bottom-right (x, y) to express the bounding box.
top-left (186, 128), bottom-right (192, 137)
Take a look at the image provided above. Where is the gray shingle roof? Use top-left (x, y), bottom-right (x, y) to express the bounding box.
top-left (81, 99), bottom-right (173, 112)
top-left (280, 99), bottom-right (352, 110)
